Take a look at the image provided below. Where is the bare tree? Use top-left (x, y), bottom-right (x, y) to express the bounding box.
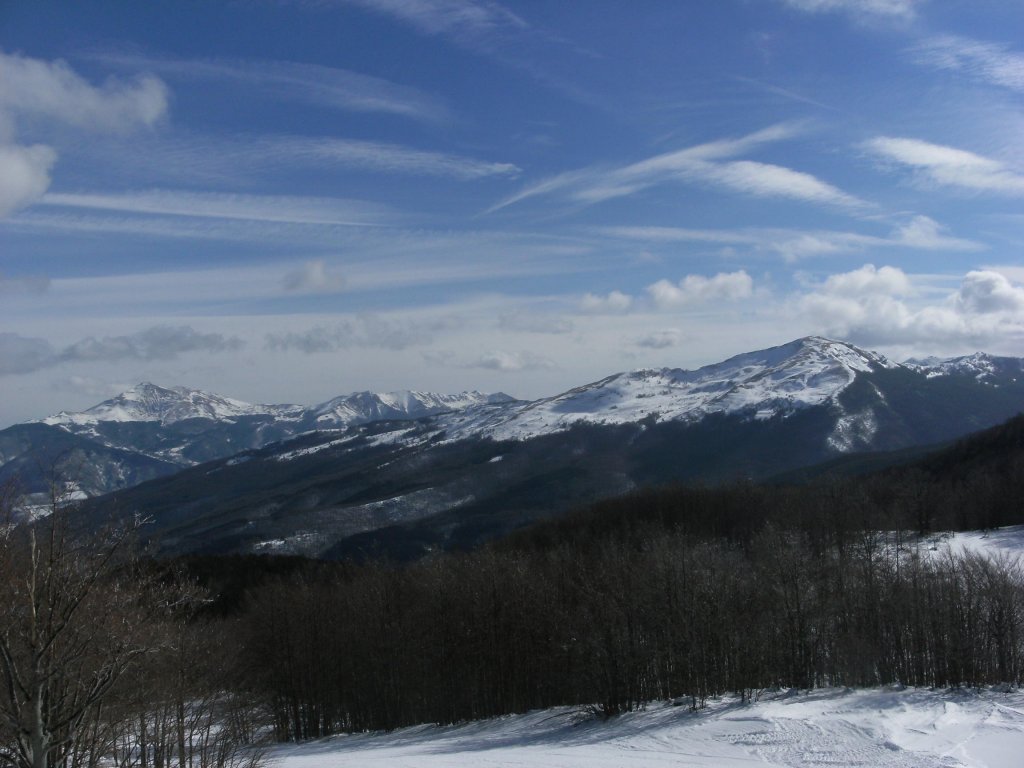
top-left (0, 482), bottom-right (164, 768)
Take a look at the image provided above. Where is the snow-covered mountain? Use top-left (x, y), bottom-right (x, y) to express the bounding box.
top-left (1, 384), bottom-right (515, 496)
top-left (442, 337), bottom-right (901, 442)
top-left (4, 336), bottom-right (1023, 509)
top-left (40, 383), bottom-right (302, 427)
top-left (56, 336), bottom-right (1024, 560)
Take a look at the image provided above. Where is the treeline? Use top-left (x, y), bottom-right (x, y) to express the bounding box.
top-left (238, 523), bottom-right (1024, 737)
top-left (223, 415), bottom-right (1024, 736)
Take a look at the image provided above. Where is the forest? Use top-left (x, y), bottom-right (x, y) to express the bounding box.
top-left (1, 414), bottom-right (1023, 767)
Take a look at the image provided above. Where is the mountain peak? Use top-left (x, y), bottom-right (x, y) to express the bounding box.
top-left (41, 382), bottom-right (264, 426)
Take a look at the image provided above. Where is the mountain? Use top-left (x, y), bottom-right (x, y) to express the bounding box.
top-left (0, 383), bottom-right (514, 496)
top-left (65, 337), bottom-right (1024, 560)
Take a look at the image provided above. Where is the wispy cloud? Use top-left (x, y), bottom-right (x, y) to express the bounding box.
top-left (265, 314), bottom-right (453, 352)
top-left (339, 0), bottom-right (528, 46)
top-left (90, 52), bottom-right (452, 123)
top-left (497, 312), bottom-right (574, 334)
top-left (488, 124), bottom-right (866, 213)
top-left (0, 326), bottom-right (243, 376)
top-left (38, 189), bottom-right (397, 226)
top-left (258, 136), bottom-right (520, 179)
top-left (865, 137), bottom-right (1024, 195)
top-left (648, 271), bottom-right (754, 309)
top-left (601, 215), bottom-right (982, 262)
top-left (913, 35), bottom-right (1024, 92)
top-left (779, 0), bottom-right (922, 21)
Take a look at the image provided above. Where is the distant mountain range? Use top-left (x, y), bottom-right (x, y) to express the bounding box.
top-left (3, 336), bottom-right (1023, 558)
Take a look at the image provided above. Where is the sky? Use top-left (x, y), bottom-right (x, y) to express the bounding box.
top-left (1, 0), bottom-right (1023, 425)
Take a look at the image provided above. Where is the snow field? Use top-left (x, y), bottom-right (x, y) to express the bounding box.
top-left (269, 687), bottom-right (1024, 768)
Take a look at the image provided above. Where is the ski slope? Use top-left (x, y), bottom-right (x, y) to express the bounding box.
top-left (269, 686), bottom-right (1024, 768)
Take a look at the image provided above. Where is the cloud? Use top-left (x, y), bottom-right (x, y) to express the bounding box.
top-left (914, 35), bottom-right (1024, 92)
top-left (60, 326), bottom-right (243, 363)
top-left (489, 124), bottom-right (865, 213)
top-left (637, 329), bottom-right (685, 349)
top-left (281, 260), bottom-right (347, 294)
top-left (0, 326), bottom-right (242, 375)
top-left (0, 49), bottom-right (168, 132)
top-left (497, 312), bottom-right (573, 334)
top-left (647, 271), bottom-right (754, 309)
top-left (780, 0), bottom-right (921, 20)
top-left (39, 189), bottom-right (397, 226)
top-left (0, 271), bottom-right (50, 295)
top-left (0, 49), bottom-right (169, 217)
top-left (264, 314), bottom-right (448, 353)
top-left (0, 333), bottom-right (56, 375)
top-left (469, 350), bottom-right (556, 371)
top-left (92, 53), bottom-right (451, 123)
top-left (339, 0), bottom-right (528, 46)
top-left (864, 137), bottom-right (1024, 195)
top-left (819, 263), bottom-right (913, 297)
top-left (247, 135), bottom-right (520, 180)
top-left (955, 270), bottom-right (1024, 315)
top-left (600, 215), bottom-right (982, 262)
top-left (579, 290), bottom-right (633, 313)
top-left (0, 143), bottom-right (56, 215)
top-left (797, 265), bottom-right (1024, 346)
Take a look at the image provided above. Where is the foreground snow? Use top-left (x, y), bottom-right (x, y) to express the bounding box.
top-left (269, 687), bottom-right (1024, 767)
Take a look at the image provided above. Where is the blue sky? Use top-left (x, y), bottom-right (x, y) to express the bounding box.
top-left (1, 0), bottom-right (1023, 425)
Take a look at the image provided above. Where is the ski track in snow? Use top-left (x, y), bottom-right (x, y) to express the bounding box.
top-left (269, 688), bottom-right (1024, 767)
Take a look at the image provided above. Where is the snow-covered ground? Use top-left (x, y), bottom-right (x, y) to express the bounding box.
top-left (928, 527), bottom-right (1024, 562)
top-left (269, 687), bottom-right (1024, 767)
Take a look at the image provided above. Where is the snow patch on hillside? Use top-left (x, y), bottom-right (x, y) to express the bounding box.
top-left (270, 687), bottom-right (1024, 768)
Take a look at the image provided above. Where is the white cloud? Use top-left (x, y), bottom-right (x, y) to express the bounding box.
top-left (600, 215), bottom-right (982, 263)
top-left (0, 333), bottom-right (56, 375)
top-left (0, 143), bottom-right (55, 215)
top-left (914, 35), bottom-right (1024, 92)
top-left (489, 124), bottom-right (865, 213)
top-left (246, 135), bottom-right (520, 180)
top-left (0, 49), bottom-right (168, 131)
top-left (0, 49), bottom-right (169, 218)
top-left (648, 270), bottom-right (754, 309)
top-left (637, 328), bottom-right (685, 349)
top-left (702, 160), bottom-right (865, 209)
top-left (469, 350), bottom-right (556, 372)
top-left (780, 0), bottom-right (921, 20)
top-left (341, 0), bottom-right (528, 43)
top-left (955, 270), bottom-right (1024, 315)
top-left (820, 264), bottom-right (913, 297)
top-left (865, 137), bottom-right (1024, 195)
top-left (282, 260), bottom-right (347, 294)
top-left (39, 190), bottom-right (397, 226)
top-left (580, 290), bottom-right (633, 313)
top-left (797, 265), bottom-right (1024, 346)
top-left (92, 53), bottom-right (451, 123)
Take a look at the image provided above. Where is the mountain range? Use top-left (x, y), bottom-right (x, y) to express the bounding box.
top-left (3, 336), bottom-right (1022, 558)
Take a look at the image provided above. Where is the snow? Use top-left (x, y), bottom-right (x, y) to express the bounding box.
top-left (441, 337), bottom-right (901, 442)
top-left (926, 527), bottom-right (1024, 561)
top-left (268, 687), bottom-right (1024, 768)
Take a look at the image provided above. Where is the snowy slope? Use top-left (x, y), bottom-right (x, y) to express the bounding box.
top-left (40, 383), bottom-right (300, 426)
top-left (270, 687), bottom-right (1024, 768)
top-left (311, 390), bottom-right (512, 429)
top-left (908, 353), bottom-right (1024, 382)
top-left (441, 336), bottom-right (900, 442)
